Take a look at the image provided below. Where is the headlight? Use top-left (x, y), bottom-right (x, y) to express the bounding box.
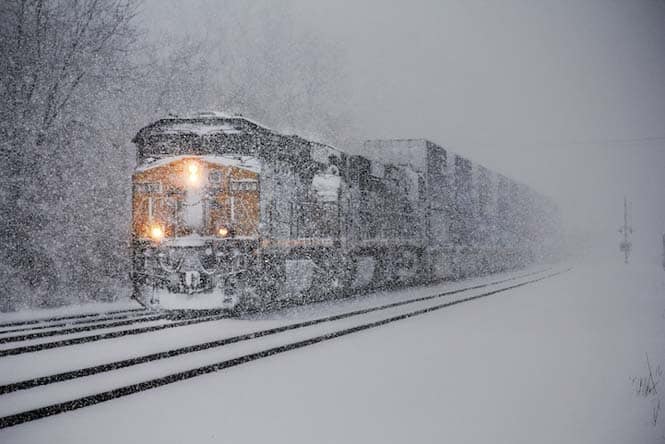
top-left (187, 161), bottom-right (200, 185)
top-left (218, 227), bottom-right (229, 237)
top-left (150, 225), bottom-right (164, 241)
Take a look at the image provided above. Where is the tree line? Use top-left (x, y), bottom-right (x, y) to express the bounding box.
top-left (0, 0), bottom-right (351, 310)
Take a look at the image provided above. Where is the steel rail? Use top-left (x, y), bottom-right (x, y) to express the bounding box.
top-left (0, 313), bottom-right (169, 344)
top-left (0, 311), bottom-right (164, 336)
top-left (0, 308), bottom-right (145, 329)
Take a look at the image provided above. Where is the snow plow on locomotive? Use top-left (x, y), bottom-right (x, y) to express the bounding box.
top-left (130, 112), bottom-right (562, 312)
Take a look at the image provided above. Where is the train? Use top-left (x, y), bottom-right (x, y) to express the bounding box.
top-left (130, 111), bottom-right (562, 311)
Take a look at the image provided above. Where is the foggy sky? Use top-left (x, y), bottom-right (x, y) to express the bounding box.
top-left (142, 0), bottom-right (665, 263)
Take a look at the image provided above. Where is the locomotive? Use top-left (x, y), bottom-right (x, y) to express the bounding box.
top-left (130, 111), bottom-right (562, 311)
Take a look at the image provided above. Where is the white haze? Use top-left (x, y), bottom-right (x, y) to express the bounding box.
top-left (142, 0), bottom-right (665, 264)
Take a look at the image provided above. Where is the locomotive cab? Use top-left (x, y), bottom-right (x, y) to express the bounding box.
top-left (131, 155), bottom-right (260, 310)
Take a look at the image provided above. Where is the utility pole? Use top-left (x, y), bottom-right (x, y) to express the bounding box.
top-left (662, 233), bottom-right (664, 271)
top-left (619, 197), bottom-right (632, 264)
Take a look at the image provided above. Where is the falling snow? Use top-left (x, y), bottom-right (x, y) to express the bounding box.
top-left (1, 1), bottom-right (664, 443)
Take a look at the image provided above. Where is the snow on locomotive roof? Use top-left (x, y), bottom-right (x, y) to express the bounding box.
top-left (156, 122), bottom-right (242, 136)
top-left (136, 111), bottom-right (344, 157)
top-left (175, 111), bottom-right (268, 124)
top-left (136, 154), bottom-right (261, 173)
top-left (177, 111), bottom-right (238, 119)
top-left (155, 111), bottom-right (285, 136)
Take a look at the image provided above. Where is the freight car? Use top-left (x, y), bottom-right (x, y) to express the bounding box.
top-left (130, 112), bottom-right (561, 311)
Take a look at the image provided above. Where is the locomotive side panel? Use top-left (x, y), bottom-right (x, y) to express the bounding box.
top-left (256, 145), bottom-right (350, 300)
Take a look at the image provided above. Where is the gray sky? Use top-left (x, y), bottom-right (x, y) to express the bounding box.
top-left (143, 0), bottom-right (665, 262)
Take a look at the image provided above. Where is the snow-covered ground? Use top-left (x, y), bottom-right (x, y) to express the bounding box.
top-left (1, 260), bottom-right (663, 443)
top-left (0, 300), bottom-right (141, 324)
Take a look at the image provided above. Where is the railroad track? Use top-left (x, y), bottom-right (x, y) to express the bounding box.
top-left (0, 308), bottom-right (145, 330)
top-left (0, 313), bottom-right (170, 343)
top-left (0, 267), bottom-right (570, 429)
top-left (0, 312), bottom-right (233, 358)
top-left (0, 267), bottom-right (550, 358)
top-left (0, 310), bottom-right (162, 336)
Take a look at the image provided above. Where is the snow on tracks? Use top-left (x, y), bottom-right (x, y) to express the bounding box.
top-left (0, 267), bottom-right (569, 429)
top-left (0, 308), bottom-right (144, 331)
top-left (0, 312), bottom-right (233, 357)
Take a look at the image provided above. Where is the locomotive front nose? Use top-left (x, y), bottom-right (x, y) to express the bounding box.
top-left (132, 152), bottom-right (260, 311)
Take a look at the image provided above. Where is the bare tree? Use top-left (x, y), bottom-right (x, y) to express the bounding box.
top-left (0, 0), bottom-right (354, 310)
top-left (0, 0), bottom-right (138, 309)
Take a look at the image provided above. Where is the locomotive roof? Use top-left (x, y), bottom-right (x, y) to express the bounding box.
top-left (132, 112), bottom-right (319, 169)
top-left (132, 112), bottom-right (281, 143)
top-left (132, 112), bottom-right (349, 173)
